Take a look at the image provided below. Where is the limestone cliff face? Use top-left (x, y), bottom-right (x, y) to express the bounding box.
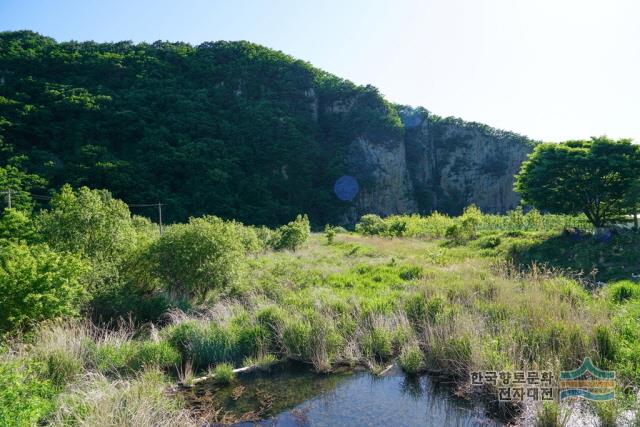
top-left (343, 136), bottom-right (417, 222)
top-left (400, 107), bottom-right (534, 215)
top-left (337, 105), bottom-right (534, 219)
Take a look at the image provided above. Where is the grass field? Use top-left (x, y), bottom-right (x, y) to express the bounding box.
top-left (3, 209), bottom-right (640, 426)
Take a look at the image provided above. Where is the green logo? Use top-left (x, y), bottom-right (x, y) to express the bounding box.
top-left (559, 357), bottom-right (615, 401)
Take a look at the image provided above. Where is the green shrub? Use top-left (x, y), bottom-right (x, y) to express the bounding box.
top-left (477, 235), bottom-right (501, 249)
top-left (151, 216), bottom-right (247, 300)
top-left (0, 358), bottom-right (55, 426)
top-left (271, 214), bottom-right (310, 251)
top-left (36, 185), bottom-right (137, 264)
top-left (211, 362), bottom-right (235, 384)
top-left (355, 214), bottom-right (387, 235)
top-left (0, 241), bottom-right (88, 332)
top-left (324, 224), bottom-right (337, 244)
top-left (398, 345), bottom-right (424, 375)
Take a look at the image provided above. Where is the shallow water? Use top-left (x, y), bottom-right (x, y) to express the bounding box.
top-left (186, 363), bottom-right (501, 426)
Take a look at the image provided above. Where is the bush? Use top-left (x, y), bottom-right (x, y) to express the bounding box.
top-left (0, 358), bottom-right (55, 427)
top-left (398, 345), bottom-right (424, 375)
top-left (445, 206), bottom-right (481, 244)
top-left (477, 235), bottom-right (501, 249)
top-left (36, 185), bottom-right (137, 264)
top-left (151, 216), bottom-right (248, 300)
top-left (271, 214), bottom-right (310, 251)
top-left (324, 224), bottom-right (337, 244)
top-left (211, 362), bottom-right (235, 384)
top-left (0, 241), bottom-right (88, 332)
top-left (355, 214), bottom-right (387, 235)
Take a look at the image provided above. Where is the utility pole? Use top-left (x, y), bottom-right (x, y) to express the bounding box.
top-left (1, 189), bottom-right (11, 209)
top-left (158, 202), bottom-right (164, 235)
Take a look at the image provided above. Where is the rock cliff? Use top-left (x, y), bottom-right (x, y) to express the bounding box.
top-left (338, 105), bottom-right (534, 220)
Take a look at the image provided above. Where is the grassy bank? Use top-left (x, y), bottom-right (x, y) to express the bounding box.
top-left (2, 201), bottom-right (640, 425)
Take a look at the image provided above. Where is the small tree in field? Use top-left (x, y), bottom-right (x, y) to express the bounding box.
top-left (151, 216), bottom-right (246, 301)
top-left (272, 214), bottom-right (310, 251)
top-left (515, 137), bottom-right (640, 228)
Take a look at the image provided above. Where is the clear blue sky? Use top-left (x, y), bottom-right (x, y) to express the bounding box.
top-left (2, 0), bottom-right (639, 142)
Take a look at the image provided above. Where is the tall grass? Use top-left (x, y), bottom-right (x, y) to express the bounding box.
top-left (51, 370), bottom-right (196, 427)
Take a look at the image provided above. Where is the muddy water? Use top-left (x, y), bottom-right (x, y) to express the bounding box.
top-left (186, 362), bottom-right (501, 426)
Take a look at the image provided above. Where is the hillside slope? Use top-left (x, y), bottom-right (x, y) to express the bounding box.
top-left (0, 31), bottom-right (534, 225)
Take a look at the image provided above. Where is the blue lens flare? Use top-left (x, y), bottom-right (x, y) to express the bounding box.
top-left (334, 175), bottom-right (359, 201)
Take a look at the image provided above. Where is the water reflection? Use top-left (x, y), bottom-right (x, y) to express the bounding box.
top-left (189, 363), bottom-right (501, 426)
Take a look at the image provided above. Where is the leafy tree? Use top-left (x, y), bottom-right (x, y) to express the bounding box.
top-left (624, 178), bottom-right (640, 230)
top-left (0, 241), bottom-right (88, 331)
top-left (0, 208), bottom-right (35, 242)
top-left (0, 161), bottom-right (46, 212)
top-left (271, 214), bottom-right (310, 251)
top-left (150, 216), bottom-right (247, 300)
top-left (515, 137), bottom-right (640, 228)
top-left (36, 185), bottom-right (136, 262)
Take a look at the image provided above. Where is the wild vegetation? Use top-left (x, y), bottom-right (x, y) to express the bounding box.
top-left (1, 177), bottom-right (640, 425)
top-left (2, 30), bottom-right (640, 427)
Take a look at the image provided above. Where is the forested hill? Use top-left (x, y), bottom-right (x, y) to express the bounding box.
top-left (0, 31), bottom-right (534, 225)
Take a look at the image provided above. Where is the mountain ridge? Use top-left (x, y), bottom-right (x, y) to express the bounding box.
top-left (0, 31), bottom-right (534, 225)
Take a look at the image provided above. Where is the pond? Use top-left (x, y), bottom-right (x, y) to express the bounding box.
top-left (183, 363), bottom-right (502, 426)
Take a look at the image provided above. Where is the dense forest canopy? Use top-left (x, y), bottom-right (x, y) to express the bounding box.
top-left (0, 31), bottom-right (530, 225)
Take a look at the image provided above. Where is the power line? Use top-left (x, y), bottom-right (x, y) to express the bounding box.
top-left (2, 189), bottom-right (166, 235)
top-left (0, 189), bottom-right (12, 208)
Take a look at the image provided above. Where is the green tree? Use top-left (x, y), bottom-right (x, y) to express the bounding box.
top-left (0, 161), bottom-right (46, 212)
top-left (150, 216), bottom-right (247, 300)
top-left (271, 214), bottom-right (311, 251)
top-left (0, 241), bottom-right (88, 331)
top-left (515, 137), bottom-right (640, 228)
top-left (36, 185), bottom-right (136, 262)
top-left (0, 208), bottom-right (35, 242)
top-left (624, 178), bottom-right (640, 229)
